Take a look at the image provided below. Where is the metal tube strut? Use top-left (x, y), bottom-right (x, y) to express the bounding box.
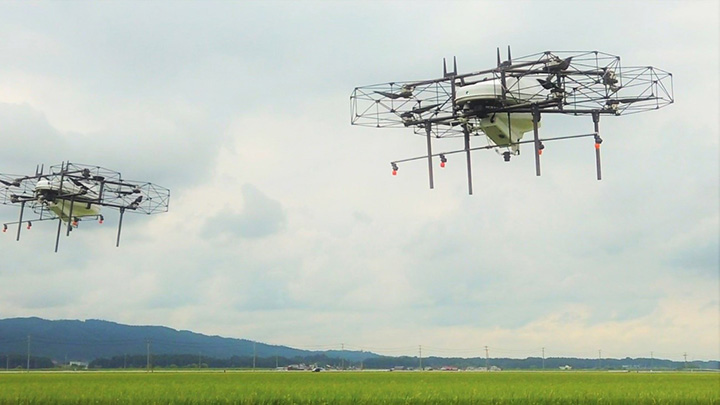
top-left (593, 112), bottom-right (602, 180)
top-left (425, 123), bottom-right (434, 189)
top-left (54, 219), bottom-right (62, 253)
top-left (393, 132), bottom-right (597, 165)
top-left (463, 125), bottom-right (473, 195)
top-left (116, 208), bottom-right (125, 247)
top-left (66, 197), bottom-right (76, 236)
top-left (532, 105), bottom-right (541, 176)
top-left (16, 201), bottom-right (25, 241)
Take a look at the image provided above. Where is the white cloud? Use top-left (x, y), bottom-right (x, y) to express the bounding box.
top-left (0, 0), bottom-right (717, 362)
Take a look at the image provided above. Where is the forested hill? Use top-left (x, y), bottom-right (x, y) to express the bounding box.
top-left (0, 317), bottom-right (377, 363)
top-left (1, 318), bottom-right (717, 370)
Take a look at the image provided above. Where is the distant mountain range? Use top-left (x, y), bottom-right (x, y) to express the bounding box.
top-left (0, 317), bottom-right (377, 363)
top-left (0, 317), bottom-right (717, 371)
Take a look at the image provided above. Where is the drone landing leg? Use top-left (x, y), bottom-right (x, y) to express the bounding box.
top-left (66, 197), bottom-right (76, 236)
top-left (593, 112), bottom-right (602, 180)
top-left (116, 208), bottom-right (125, 247)
top-left (463, 125), bottom-right (473, 195)
top-left (16, 201), bottom-right (25, 241)
top-left (532, 105), bottom-right (542, 176)
top-left (425, 123), bottom-right (434, 189)
top-left (54, 218), bottom-right (62, 253)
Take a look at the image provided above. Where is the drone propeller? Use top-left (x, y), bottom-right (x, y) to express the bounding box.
top-left (606, 96), bottom-right (655, 105)
top-left (129, 195), bottom-right (143, 209)
top-left (374, 87), bottom-right (414, 99)
top-left (602, 69), bottom-right (619, 88)
top-left (69, 177), bottom-right (90, 193)
top-left (400, 103), bottom-right (442, 124)
top-left (545, 56), bottom-right (573, 73)
top-left (409, 103), bottom-right (441, 115)
top-left (113, 184), bottom-right (141, 195)
top-left (537, 77), bottom-right (558, 90)
top-left (0, 179), bottom-right (21, 187)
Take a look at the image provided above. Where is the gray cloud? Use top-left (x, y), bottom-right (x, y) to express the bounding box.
top-left (0, 103), bottom-right (67, 167)
top-left (204, 184), bottom-right (286, 239)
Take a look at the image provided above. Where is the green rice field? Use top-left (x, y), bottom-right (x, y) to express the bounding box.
top-left (0, 370), bottom-right (717, 404)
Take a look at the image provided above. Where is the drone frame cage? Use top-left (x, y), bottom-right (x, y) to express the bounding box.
top-left (350, 49), bottom-right (674, 194)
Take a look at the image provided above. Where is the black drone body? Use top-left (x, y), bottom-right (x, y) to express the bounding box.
top-left (350, 48), bottom-right (674, 194)
top-left (1, 162), bottom-right (170, 251)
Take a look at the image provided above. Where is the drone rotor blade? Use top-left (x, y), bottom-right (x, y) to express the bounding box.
top-left (557, 57), bottom-right (572, 71)
top-left (410, 103), bottom-right (441, 115)
top-left (374, 90), bottom-right (412, 99)
top-left (69, 177), bottom-right (90, 191)
top-left (545, 56), bottom-right (573, 73)
top-left (611, 96), bottom-right (655, 104)
top-left (537, 78), bottom-right (555, 90)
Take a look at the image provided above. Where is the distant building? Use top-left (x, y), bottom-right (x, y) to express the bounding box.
top-left (559, 365), bottom-right (572, 370)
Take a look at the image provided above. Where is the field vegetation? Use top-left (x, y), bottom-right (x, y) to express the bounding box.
top-left (0, 370), bottom-right (717, 404)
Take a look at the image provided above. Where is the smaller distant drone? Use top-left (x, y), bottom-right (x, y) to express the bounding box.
top-left (0, 162), bottom-right (170, 252)
top-left (351, 48), bottom-right (674, 194)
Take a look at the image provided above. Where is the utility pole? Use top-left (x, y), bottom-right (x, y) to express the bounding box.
top-left (341, 343), bottom-right (344, 370)
top-left (252, 342), bottom-right (256, 371)
top-left (26, 335), bottom-right (30, 372)
top-left (124, 353), bottom-right (127, 369)
top-left (485, 346), bottom-right (489, 371)
top-left (146, 339), bottom-right (151, 372)
top-left (418, 345), bottom-right (422, 371)
top-left (542, 347), bottom-right (545, 370)
top-left (598, 350), bottom-right (602, 369)
top-left (650, 351), bottom-right (653, 370)
top-left (683, 352), bottom-right (687, 369)
top-left (198, 352), bottom-right (202, 369)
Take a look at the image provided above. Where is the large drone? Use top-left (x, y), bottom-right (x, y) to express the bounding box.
top-left (351, 48), bottom-right (674, 194)
top-left (0, 162), bottom-right (170, 251)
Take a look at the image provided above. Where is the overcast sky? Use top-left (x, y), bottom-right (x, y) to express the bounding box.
top-left (0, 1), bottom-right (717, 362)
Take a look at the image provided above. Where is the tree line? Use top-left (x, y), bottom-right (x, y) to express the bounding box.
top-left (1, 352), bottom-right (715, 371)
top-left (1, 354), bottom-right (54, 369)
top-left (90, 353), bottom-right (351, 369)
top-left (88, 353), bottom-right (716, 370)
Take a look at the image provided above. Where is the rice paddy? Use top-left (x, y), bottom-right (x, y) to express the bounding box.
top-left (0, 370), bottom-right (717, 404)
